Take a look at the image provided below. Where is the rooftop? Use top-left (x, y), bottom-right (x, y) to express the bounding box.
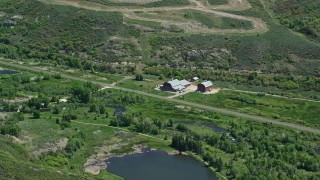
top-left (167, 79), bottom-right (190, 91)
top-left (201, 81), bottom-right (213, 88)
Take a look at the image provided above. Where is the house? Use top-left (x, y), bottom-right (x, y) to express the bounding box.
top-left (162, 79), bottom-right (190, 92)
top-left (197, 81), bottom-right (213, 92)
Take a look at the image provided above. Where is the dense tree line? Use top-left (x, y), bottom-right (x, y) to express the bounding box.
top-left (106, 91), bottom-right (146, 105)
top-left (171, 133), bottom-right (202, 154)
top-left (170, 119), bottom-right (320, 179)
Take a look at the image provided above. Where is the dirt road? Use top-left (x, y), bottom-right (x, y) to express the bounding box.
top-left (1, 59), bottom-right (319, 134)
top-left (42, 0), bottom-right (268, 34)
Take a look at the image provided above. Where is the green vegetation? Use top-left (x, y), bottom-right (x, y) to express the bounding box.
top-left (144, 66), bottom-right (320, 100)
top-left (1, 68), bottom-right (320, 179)
top-left (147, 23), bottom-right (320, 75)
top-left (0, 0), bottom-right (139, 64)
top-left (125, 18), bottom-right (162, 28)
top-left (272, 0), bottom-right (320, 42)
top-left (183, 10), bottom-right (252, 29)
top-left (0, 136), bottom-right (91, 180)
top-left (1, 0), bottom-right (320, 179)
top-left (207, 0), bottom-right (228, 5)
top-left (117, 76), bottom-right (172, 96)
top-left (85, 0), bottom-right (190, 7)
top-left (178, 90), bottom-right (320, 128)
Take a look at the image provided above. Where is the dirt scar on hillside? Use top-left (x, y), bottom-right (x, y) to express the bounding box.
top-left (45, 0), bottom-right (268, 34)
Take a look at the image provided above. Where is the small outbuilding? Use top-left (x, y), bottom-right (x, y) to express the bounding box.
top-left (197, 81), bottom-right (213, 92)
top-left (191, 77), bottom-right (199, 82)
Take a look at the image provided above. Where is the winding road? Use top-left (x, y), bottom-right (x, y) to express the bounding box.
top-left (0, 59), bottom-right (319, 134)
top-left (41, 0), bottom-right (268, 34)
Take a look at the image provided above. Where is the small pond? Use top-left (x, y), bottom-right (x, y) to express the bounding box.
top-left (108, 106), bottom-right (126, 120)
top-left (106, 149), bottom-right (217, 180)
top-left (176, 121), bottom-right (237, 141)
top-left (0, 69), bottom-right (20, 74)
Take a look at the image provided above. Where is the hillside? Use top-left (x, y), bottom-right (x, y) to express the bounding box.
top-left (273, 0), bottom-right (320, 42)
top-left (0, 136), bottom-right (92, 180)
top-left (0, 0), bottom-right (319, 76)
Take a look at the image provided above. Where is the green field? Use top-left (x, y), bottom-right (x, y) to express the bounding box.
top-left (178, 90), bottom-right (320, 128)
top-left (117, 75), bottom-right (173, 96)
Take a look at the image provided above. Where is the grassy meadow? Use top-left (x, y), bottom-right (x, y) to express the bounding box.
top-left (178, 90), bottom-right (320, 128)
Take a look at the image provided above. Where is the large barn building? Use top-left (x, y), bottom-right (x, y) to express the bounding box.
top-left (197, 81), bottom-right (213, 92)
top-left (162, 79), bottom-right (191, 92)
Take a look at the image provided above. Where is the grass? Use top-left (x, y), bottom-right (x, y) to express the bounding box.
top-left (134, 10), bottom-right (253, 30)
top-left (0, 136), bottom-right (91, 180)
top-left (110, 144), bottom-right (134, 154)
top-left (125, 18), bottom-right (162, 28)
top-left (117, 77), bottom-right (173, 96)
top-left (18, 115), bottom-right (73, 150)
top-left (146, 0), bottom-right (320, 75)
top-left (211, 80), bottom-right (320, 100)
top-left (183, 10), bottom-right (253, 29)
top-left (85, 0), bottom-right (190, 7)
top-left (177, 90), bottom-right (320, 128)
top-left (207, 0), bottom-right (228, 5)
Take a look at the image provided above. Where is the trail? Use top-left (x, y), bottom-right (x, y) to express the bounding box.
top-left (42, 0), bottom-right (268, 34)
top-left (1, 59), bottom-right (319, 134)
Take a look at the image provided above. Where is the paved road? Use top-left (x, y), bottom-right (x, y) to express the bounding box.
top-left (1, 60), bottom-right (319, 134)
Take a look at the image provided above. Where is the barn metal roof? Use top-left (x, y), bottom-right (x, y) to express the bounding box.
top-left (201, 81), bottom-right (213, 88)
top-left (167, 79), bottom-right (190, 91)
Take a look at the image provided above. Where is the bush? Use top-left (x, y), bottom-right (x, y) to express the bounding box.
top-left (33, 110), bottom-right (41, 119)
top-left (176, 124), bottom-right (188, 132)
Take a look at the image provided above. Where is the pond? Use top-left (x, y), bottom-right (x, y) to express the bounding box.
top-left (106, 149), bottom-right (217, 180)
top-left (0, 69), bottom-right (20, 74)
top-left (176, 121), bottom-right (237, 141)
top-left (108, 106), bottom-right (126, 120)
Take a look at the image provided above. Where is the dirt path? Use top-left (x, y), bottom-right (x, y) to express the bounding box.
top-left (43, 0), bottom-right (268, 34)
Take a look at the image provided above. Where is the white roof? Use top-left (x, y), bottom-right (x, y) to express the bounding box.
top-left (168, 79), bottom-right (181, 87)
top-left (167, 79), bottom-right (189, 90)
top-left (201, 81), bottom-right (213, 88)
top-left (174, 85), bottom-right (185, 91)
top-left (193, 77), bottom-right (199, 80)
top-left (180, 80), bottom-right (190, 86)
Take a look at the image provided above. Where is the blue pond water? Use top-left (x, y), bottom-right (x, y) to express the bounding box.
top-left (106, 150), bottom-right (217, 180)
top-left (0, 70), bottom-right (19, 74)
